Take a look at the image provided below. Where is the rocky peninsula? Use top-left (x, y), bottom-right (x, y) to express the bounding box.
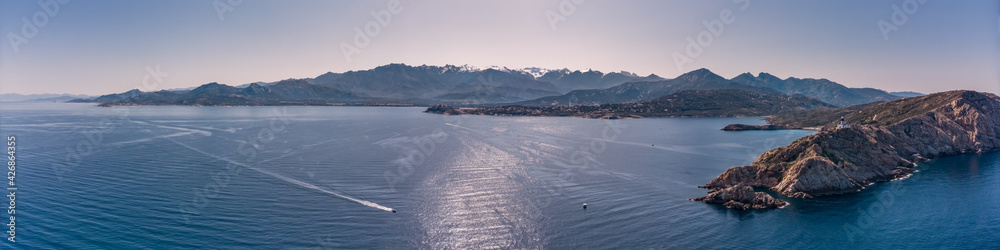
top-left (426, 89), bottom-right (834, 119)
top-left (694, 90), bottom-right (1000, 208)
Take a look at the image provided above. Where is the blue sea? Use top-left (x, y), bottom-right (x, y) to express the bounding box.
top-left (0, 103), bottom-right (997, 249)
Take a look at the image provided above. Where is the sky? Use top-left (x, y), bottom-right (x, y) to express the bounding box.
top-left (1, 0), bottom-right (998, 95)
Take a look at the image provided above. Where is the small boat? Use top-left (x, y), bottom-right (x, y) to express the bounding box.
top-left (582, 203), bottom-right (587, 209)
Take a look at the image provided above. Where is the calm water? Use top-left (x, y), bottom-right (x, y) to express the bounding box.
top-left (0, 103), bottom-right (997, 249)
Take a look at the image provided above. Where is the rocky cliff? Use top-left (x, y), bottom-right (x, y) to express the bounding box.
top-left (695, 90), bottom-right (1000, 208)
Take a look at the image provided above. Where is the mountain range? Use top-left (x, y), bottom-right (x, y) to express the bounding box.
top-left (69, 64), bottom-right (917, 108)
top-left (85, 80), bottom-right (370, 106)
top-left (730, 72), bottom-right (901, 106)
top-left (511, 69), bottom-right (784, 106)
top-left (518, 69), bottom-right (907, 107)
top-left (305, 64), bottom-right (664, 104)
top-left (0, 93), bottom-right (93, 102)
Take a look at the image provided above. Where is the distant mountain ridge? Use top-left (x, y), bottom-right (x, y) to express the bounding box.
top-left (71, 63), bottom-right (665, 106)
top-left (512, 68), bottom-right (783, 106)
top-left (0, 93), bottom-right (93, 102)
top-left (77, 79), bottom-right (368, 106)
top-left (308, 64), bottom-right (557, 101)
top-left (308, 64), bottom-right (660, 104)
top-left (889, 91), bottom-right (924, 98)
top-left (731, 72), bottom-right (903, 106)
top-left (536, 68), bottom-right (664, 92)
top-left (515, 69), bottom-right (905, 107)
top-left (70, 65), bottom-right (909, 107)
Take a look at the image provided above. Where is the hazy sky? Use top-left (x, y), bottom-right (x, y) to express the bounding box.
top-left (1, 0), bottom-right (998, 95)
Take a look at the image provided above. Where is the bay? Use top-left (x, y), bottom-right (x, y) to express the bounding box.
top-left (1, 103), bottom-right (997, 249)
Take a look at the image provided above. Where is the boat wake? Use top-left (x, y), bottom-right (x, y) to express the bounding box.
top-left (137, 124), bottom-right (395, 212)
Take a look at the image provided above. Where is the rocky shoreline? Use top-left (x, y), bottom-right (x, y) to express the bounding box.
top-left (694, 90), bottom-right (1000, 209)
top-left (690, 184), bottom-right (787, 210)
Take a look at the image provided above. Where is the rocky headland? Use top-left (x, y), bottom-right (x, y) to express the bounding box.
top-left (694, 90), bottom-right (1000, 208)
top-left (721, 102), bottom-right (883, 130)
top-left (426, 89), bottom-right (834, 119)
